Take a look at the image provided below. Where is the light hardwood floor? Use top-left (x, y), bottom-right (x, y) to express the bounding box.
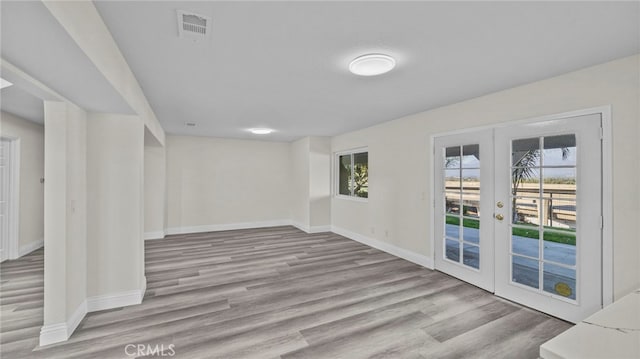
top-left (1, 226), bottom-right (571, 358)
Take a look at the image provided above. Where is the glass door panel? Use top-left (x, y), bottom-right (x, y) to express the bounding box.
top-left (508, 135), bottom-right (578, 299)
top-left (494, 113), bottom-right (602, 323)
top-left (443, 145), bottom-right (481, 270)
top-left (434, 129), bottom-right (494, 292)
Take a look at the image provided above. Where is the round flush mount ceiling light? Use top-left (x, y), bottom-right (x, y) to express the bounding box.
top-left (249, 128), bottom-right (274, 135)
top-left (349, 53), bottom-right (396, 76)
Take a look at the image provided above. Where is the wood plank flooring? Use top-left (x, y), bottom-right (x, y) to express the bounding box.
top-left (1, 226), bottom-right (571, 358)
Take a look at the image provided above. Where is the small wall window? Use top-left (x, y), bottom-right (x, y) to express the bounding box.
top-left (336, 150), bottom-right (368, 199)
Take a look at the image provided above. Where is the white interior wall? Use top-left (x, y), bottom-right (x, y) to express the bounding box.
top-left (87, 113), bottom-right (145, 299)
top-left (308, 137), bottom-right (331, 228)
top-left (285, 136), bottom-right (331, 233)
top-left (0, 111), bottom-right (44, 253)
top-left (41, 100), bottom-right (87, 344)
top-left (144, 128), bottom-right (166, 239)
top-left (165, 135), bottom-right (291, 233)
top-left (65, 103), bottom-right (87, 319)
top-left (290, 137), bottom-right (310, 229)
top-left (289, 137), bottom-right (331, 232)
top-left (331, 54), bottom-right (640, 300)
top-left (42, 101), bottom-right (69, 328)
top-left (161, 135), bottom-right (331, 235)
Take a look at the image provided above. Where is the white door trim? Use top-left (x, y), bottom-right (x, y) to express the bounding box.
top-left (1, 136), bottom-right (21, 260)
top-left (430, 106), bottom-right (613, 307)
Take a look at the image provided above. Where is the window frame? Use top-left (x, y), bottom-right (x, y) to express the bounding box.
top-left (334, 147), bottom-right (368, 201)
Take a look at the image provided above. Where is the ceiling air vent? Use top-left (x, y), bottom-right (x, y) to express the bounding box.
top-left (177, 10), bottom-right (211, 41)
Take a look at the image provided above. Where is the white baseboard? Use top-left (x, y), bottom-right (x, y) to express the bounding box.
top-left (18, 238), bottom-right (44, 257)
top-left (66, 299), bottom-right (87, 339)
top-left (144, 230), bottom-right (166, 240)
top-left (165, 220), bottom-right (292, 236)
top-left (331, 226), bottom-right (434, 270)
top-left (309, 225), bottom-right (332, 233)
top-left (291, 221), bottom-right (308, 232)
top-left (39, 299), bottom-right (87, 346)
top-left (291, 221), bottom-right (332, 234)
top-left (40, 285), bottom-right (145, 346)
top-left (39, 323), bottom-right (68, 347)
top-left (86, 288), bottom-right (144, 312)
top-left (141, 276), bottom-right (147, 298)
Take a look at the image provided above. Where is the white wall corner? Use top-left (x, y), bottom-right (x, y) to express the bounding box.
top-left (165, 220), bottom-right (292, 236)
top-left (18, 238), bottom-right (44, 258)
top-left (291, 221), bottom-right (310, 233)
top-left (141, 276), bottom-right (147, 298)
top-left (39, 299), bottom-right (87, 347)
top-left (308, 225), bottom-right (332, 234)
top-left (144, 230), bottom-right (165, 240)
top-left (331, 226), bottom-right (434, 270)
top-left (86, 288), bottom-right (144, 313)
top-left (66, 299), bottom-right (87, 340)
top-left (39, 323), bottom-right (68, 347)
top-left (291, 222), bottom-right (331, 234)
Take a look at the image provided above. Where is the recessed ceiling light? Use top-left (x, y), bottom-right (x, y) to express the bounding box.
top-left (349, 54), bottom-right (396, 76)
top-left (0, 77), bottom-right (13, 89)
top-left (249, 128), bottom-right (273, 135)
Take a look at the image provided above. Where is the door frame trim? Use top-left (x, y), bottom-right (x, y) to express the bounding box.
top-left (429, 105), bottom-right (613, 306)
top-left (1, 136), bottom-right (21, 260)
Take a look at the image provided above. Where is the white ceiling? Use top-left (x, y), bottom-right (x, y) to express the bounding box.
top-left (0, 1), bottom-right (134, 120)
top-left (2, 2), bottom-right (638, 140)
top-left (1, 85), bottom-right (44, 124)
top-left (94, 1), bottom-right (639, 141)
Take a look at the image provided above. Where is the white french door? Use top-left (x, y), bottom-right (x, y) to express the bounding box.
top-left (434, 113), bottom-right (603, 322)
top-left (494, 114), bottom-right (602, 322)
top-left (434, 129), bottom-right (494, 292)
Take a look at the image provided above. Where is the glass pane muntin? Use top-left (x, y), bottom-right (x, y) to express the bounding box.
top-left (508, 135), bottom-right (578, 301)
top-left (443, 145), bottom-right (481, 270)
